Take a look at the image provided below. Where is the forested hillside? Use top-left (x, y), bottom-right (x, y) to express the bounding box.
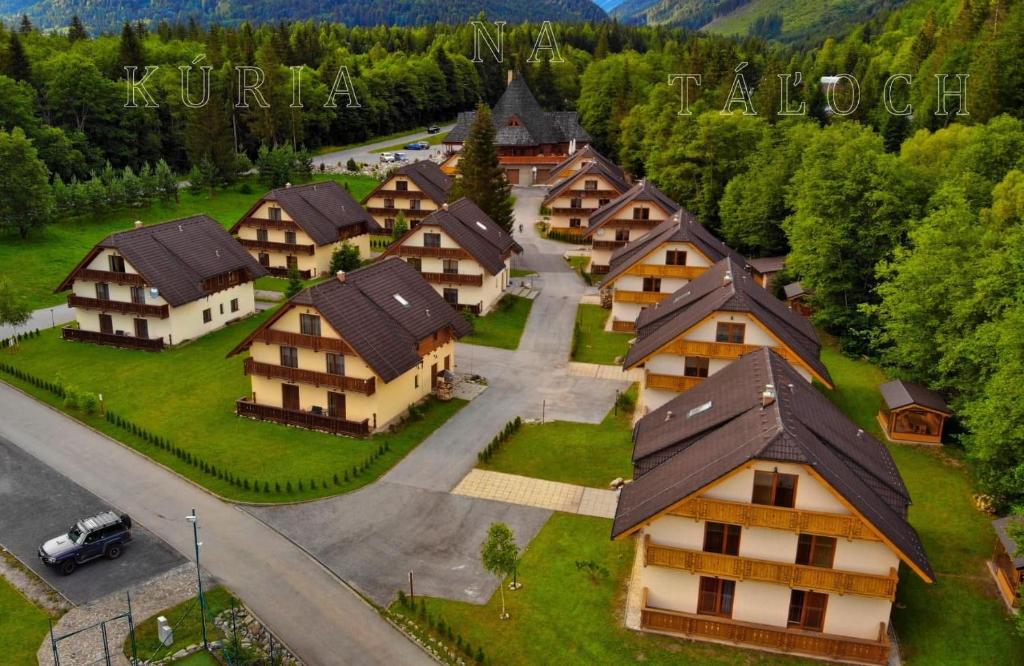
top-left (1, 0), bottom-right (607, 33)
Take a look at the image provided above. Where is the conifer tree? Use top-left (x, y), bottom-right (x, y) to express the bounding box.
top-left (4, 33), bottom-right (30, 82)
top-left (118, 22), bottom-right (145, 72)
top-left (68, 16), bottom-right (88, 42)
top-left (451, 103), bottom-right (514, 232)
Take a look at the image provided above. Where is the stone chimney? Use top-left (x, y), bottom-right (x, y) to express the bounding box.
top-left (134, 220), bottom-right (143, 229)
top-left (761, 384), bottom-right (776, 408)
top-left (336, 270), bottom-right (346, 282)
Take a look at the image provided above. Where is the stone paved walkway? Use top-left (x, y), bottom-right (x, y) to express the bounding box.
top-left (567, 362), bottom-right (643, 382)
top-left (451, 469), bottom-right (618, 519)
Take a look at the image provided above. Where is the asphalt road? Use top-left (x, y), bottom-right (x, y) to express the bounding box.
top-left (312, 124), bottom-right (455, 170)
top-left (0, 435), bottom-right (185, 604)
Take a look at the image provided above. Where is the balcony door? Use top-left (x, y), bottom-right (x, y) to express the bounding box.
top-left (696, 577), bottom-right (735, 618)
top-left (788, 590), bottom-right (828, 632)
top-left (281, 384), bottom-right (300, 411)
top-left (99, 314), bottom-right (113, 334)
top-left (327, 391), bottom-right (346, 419)
top-left (133, 318), bottom-right (149, 339)
top-left (431, 363), bottom-right (438, 390)
top-left (130, 286), bottom-right (145, 305)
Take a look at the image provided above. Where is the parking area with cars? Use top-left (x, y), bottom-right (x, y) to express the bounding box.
top-left (0, 436), bottom-right (185, 604)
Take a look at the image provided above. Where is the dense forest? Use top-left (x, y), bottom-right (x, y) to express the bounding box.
top-left (2, 0), bottom-right (1024, 506)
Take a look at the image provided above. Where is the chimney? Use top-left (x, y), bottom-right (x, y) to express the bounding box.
top-left (723, 271), bottom-right (733, 286)
top-left (285, 182), bottom-right (292, 188)
top-left (442, 202), bottom-right (449, 211)
top-left (507, 69), bottom-right (514, 85)
top-left (761, 384), bottom-right (776, 408)
top-left (336, 270), bottom-right (346, 282)
top-left (664, 410), bottom-right (673, 422)
top-left (133, 220), bottom-right (143, 229)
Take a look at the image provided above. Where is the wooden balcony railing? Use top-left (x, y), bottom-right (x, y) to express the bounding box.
top-left (644, 371), bottom-right (704, 392)
top-left (266, 267), bottom-right (313, 279)
top-left (243, 358), bottom-right (375, 395)
top-left (201, 269), bottom-right (248, 295)
top-left (238, 238), bottom-right (316, 255)
top-left (62, 326), bottom-right (164, 351)
top-left (550, 207), bottom-right (599, 215)
top-left (75, 269), bottom-right (146, 286)
top-left (455, 302), bottom-right (483, 316)
top-left (612, 319), bottom-right (636, 333)
top-left (668, 497), bottom-right (882, 543)
top-left (367, 207), bottom-right (431, 218)
top-left (640, 594), bottom-right (890, 665)
top-left (644, 539), bottom-right (898, 600)
top-left (420, 272), bottom-right (484, 287)
top-left (395, 245), bottom-right (471, 260)
top-left (252, 329), bottom-right (353, 355)
top-left (661, 339), bottom-right (802, 365)
top-left (566, 188), bottom-right (620, 197)
top-left (241, 217), bottom-right (300, 231)
top-left (614, 290), bottom-right (667, 305)
top-left (68, 294), bottom-right (169, 319)
top-left (592, 239), bottom-right (628, 251)
top-left (591, 264), bottom-right (610, 275)
top-left (236, 397), bottom-right (370, 437)
top-left (626, 264), bottom-right (707, 279)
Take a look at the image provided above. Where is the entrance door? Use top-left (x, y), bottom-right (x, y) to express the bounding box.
top-left (431, 363), bottom-right (438, 390)
top-left (281, 384), bottom-right (300, 411)
top-left (505, 168), bottom-right (519, 185)
top-left (328, 391), bottom-right (346, 419)
top-left (133, 318), bottom-right (149, 339)
top-left (98, 314), bottom-right (113, 334)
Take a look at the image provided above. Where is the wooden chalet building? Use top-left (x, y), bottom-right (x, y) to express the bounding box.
top-left (229, 258), bottom-right (471, 436)
top-left (623, 258), bottom-right (832, 413)
top-left (230, 181), bottom-right (380, 279)
top-left (747, 255), bottom-right (786, 291)
top-left (362, 160), bottom-right (452, 232)
top-left (544, 145), bottom-right (626, 186)
top-left (599, 212), bottom-right (749, 332)
top-left (583, 181), bottom-right (680, 274)
top-left (613, 348), bottom-right (933, 665)
top-left (443, 72), bottom-right (591, 185)
top-left (380, 198), bottom-right (522, 315)
top-left (992, 516), bottom-right (1023, 609)
top-left (877, 379), bottom-right (952, 445)
top-left (542, 158), bottom-right (630, 241)
top-left (56, 216), bottom-right (267, 351)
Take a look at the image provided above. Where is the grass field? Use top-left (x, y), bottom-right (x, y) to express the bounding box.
top-left (0, 574), bottom-right (51, 666)
top-left (572, 304), bottom-right (632, 365)
top-left (462, 295), bottom-right (534, 350)
top-left (0, 319), bottom-right (466, 503)
top-left (478, 385), bottom-right (635, 488)
top-left (127, 587), bottom-right (236, 661)
top-left (0, 174), bottom-right (379, 312)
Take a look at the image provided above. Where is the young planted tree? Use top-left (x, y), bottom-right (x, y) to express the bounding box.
top-left (392, 211), bottom-right (409, 241)
top-left (330, 241), bottom-right (361, 274)
top-left (480, 522), bottom-right (519, 620)
top-left (451, 102), bottom-right (514, 232)
top-left (285, 267), bottom-right (304, 299)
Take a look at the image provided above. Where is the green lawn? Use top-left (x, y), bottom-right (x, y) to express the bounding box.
top-left (820, 345), bottom-right (1024, 665)
top-left (405, 514), bottom-right (812, 666)
top-left (369, 132), bottom-right (449, 154)
top-left (0, 575), bottom-right (51, 666)
top-left (461, 295), bottom-right (534, 350)
top-left (127, 587), bottom-right (236, 662)
top-left (510, 268), bottom-right (536, 278)
top-left (0, 174), bottom-right (379, 312)
top-left (0, 320), bottom-right (466, 503)
top-left (572, 304), bottom-right (633, 365)
top-left (174, 651), bottom-right (219, 666)
top-left (479, 386), bottom-right (636, 488)
top-left (252, 275), bottom-right (325, 294)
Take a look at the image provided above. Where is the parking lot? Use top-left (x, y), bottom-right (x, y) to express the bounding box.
top-left (0, 436), bottom-right (185, 604)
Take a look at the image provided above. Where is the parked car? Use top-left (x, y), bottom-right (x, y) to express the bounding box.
top-left (427, 126), bottom-right (441, 134)
top-left (380, 152), bottom-right (396, 163)
top-left (394, 152), bottom-right (408, 161)
top-left (39, 511), bottom-right (133, 575)
top-left (405, 141), bottom-right (430, 150)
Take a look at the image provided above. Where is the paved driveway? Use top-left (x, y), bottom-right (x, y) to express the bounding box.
top-left (0, 435), bottom-right (185, 605)
top-left (313, 125), bottom-right (454, 170)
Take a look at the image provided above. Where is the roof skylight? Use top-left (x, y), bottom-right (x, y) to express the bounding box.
top-left (393, 294), bottom-right (409, 307)
top-left (686, 401), bottom-right (712, 418)
top-left (475, 221), bottom-right (488, 231)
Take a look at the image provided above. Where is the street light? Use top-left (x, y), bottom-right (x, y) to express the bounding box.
top-left (185, 509), bottom-right (208, 649)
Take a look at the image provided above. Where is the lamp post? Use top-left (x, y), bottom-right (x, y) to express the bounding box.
top-left (185, 509), bottom-right (208, 649)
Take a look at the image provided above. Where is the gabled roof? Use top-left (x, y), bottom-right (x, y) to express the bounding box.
top-left (623, 257), bottom-right (832, 387)
top-left (229, 258), bottom-right (471, 382)
top-left (612, 348), bottom-right (934, 583)
top-left (366, 160), bottom-right (452, 205)
top-left (446, 76), bottom-right (591, 147)
top-left (783, 282), bottom-right (808, 300)
top-left (583, 180), bottom-right (680, 238)
top-left (56, 215), bottom-right (267, 307)
top-left (542, 160), bottom-right (630, 206)
top-left (600, 213), bottom-right (748, 288)
top-left (545, 145), bottom-right (626, 185)
top-left (993, 517), bottom-right (1024, 568)
top-left (383, 198), bottom-right (522, 275)
top-left (879, 380), bottom-right (951, 414)
top-left (747, 255), bottom-right (786, 274)
top-left (230, 181), bottom-right (380, 246)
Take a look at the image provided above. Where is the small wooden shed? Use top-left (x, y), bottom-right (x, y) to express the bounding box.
top-left (783, 282), bottom-right (813, 317)
top-left (992, 517), bottom-right (1023, 609)
top-left (877, 379), bottom-right (952, 444)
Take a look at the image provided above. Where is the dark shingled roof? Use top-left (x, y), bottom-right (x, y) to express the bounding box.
top-left (993, 517), bottom-right (1024, 568)
top-left (612, 348), bottom-right (934, 582)
top-left (879, 380), bottom-right (951, 414)
top-left (392, 198), bottom-right (522, 275)
top-left (446, 76), bottom-right (591, 146)
top-left (231, 181), bottom-right (380, 246)
top-left (231, 258), bottom-right (470, 382)
top-left (386, 160), bottom-right (453, 204)
top-left (783, 282), bottom-right (808, 300)
top-left (583, 180), bottom-right (680, 237)
top-left (542, 160), bottom-right (630, 206)
top-left (545, 145), bottom-right (626, 185)
top-left (57, 215), bottom-right (267, 307)
top-left (600, 213), bottom-right (748, 288)
top-left (747, 255), bottom-right (786, 274)
top-left (623, 257), bottom-right (832, 387)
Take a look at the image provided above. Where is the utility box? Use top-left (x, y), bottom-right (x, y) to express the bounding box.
top-left (157, 616), bottom-right (173, 647)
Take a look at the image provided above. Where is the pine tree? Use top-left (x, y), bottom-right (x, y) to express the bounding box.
top-left (118, 22), bottom-right (145, 72)
top-left (4, 33), bottom-right (31, 82)
top-left (451, 103), bottom-right (514, 232)
top-left (68, 16), bottom-right (88, 42)
top-left (285, 267), bottom-right (304, 299)
top-left (18, 14), bottom-right (32, 34)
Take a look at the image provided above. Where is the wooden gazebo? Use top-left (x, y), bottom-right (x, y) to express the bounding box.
top-left (992, 517), bottom-right (1023, 609)
top-left (877, 379), bottom-right (951, 444)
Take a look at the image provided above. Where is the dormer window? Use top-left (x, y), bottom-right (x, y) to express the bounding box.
top-left (507, 116), bottom-right (522, 127)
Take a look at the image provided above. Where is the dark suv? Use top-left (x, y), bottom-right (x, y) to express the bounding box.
top-left (39, 511), bottom-right (133, 575)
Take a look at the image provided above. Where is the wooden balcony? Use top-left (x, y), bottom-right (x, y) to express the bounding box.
top-left (613, 290), bottom-right (667, 305)
top-left (62, 326), bottom-right (164, 351)
top-left (266, 267), bottom-right (313, 279)
top-left (420, 272), bottom-right (484, 287)
top-left (551, 207), bottom-right (599, 215)
top-left (366, 207), bottom-right (431, 218)
top-left (591, 264), bottom-right (610, 275)
top-left (243, 358), bottom-right (375, 395)
top-left (640, 595), bottom-right (890, 665)
top-left (668, 496), bottom-right (882, 543)
top-left (592, 239), bottom-right (628, 250)
top-left (566, 188), bottom-right (620, 197)
top-left (75, 269), bottom-right (146, 286)
top-left (626, 264), bottom-right (707, 279)
top-left (661, 339), bottom-right (802, 365)
top-left (68, 294), bottom-right (169, 319)
top-left (238, 238), bottom-right (316, 255)
top-left (394, 245), bottom-right (470, 260)
top-left (252, 329), bottom-right (353, 355)
top-left (645, 371), bottom-right (704, 392)
top-left (612, 319), bottom-right (636, 333)
top-left (644, 539), bottom-right (898, 600)
top-left (236, 397), bottom-right (370, 437)
top-left (240, 217), bottom-right (300, 231)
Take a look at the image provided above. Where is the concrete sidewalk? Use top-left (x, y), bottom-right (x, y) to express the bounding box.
top-left (452, 469), bottom-right (618, 519)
